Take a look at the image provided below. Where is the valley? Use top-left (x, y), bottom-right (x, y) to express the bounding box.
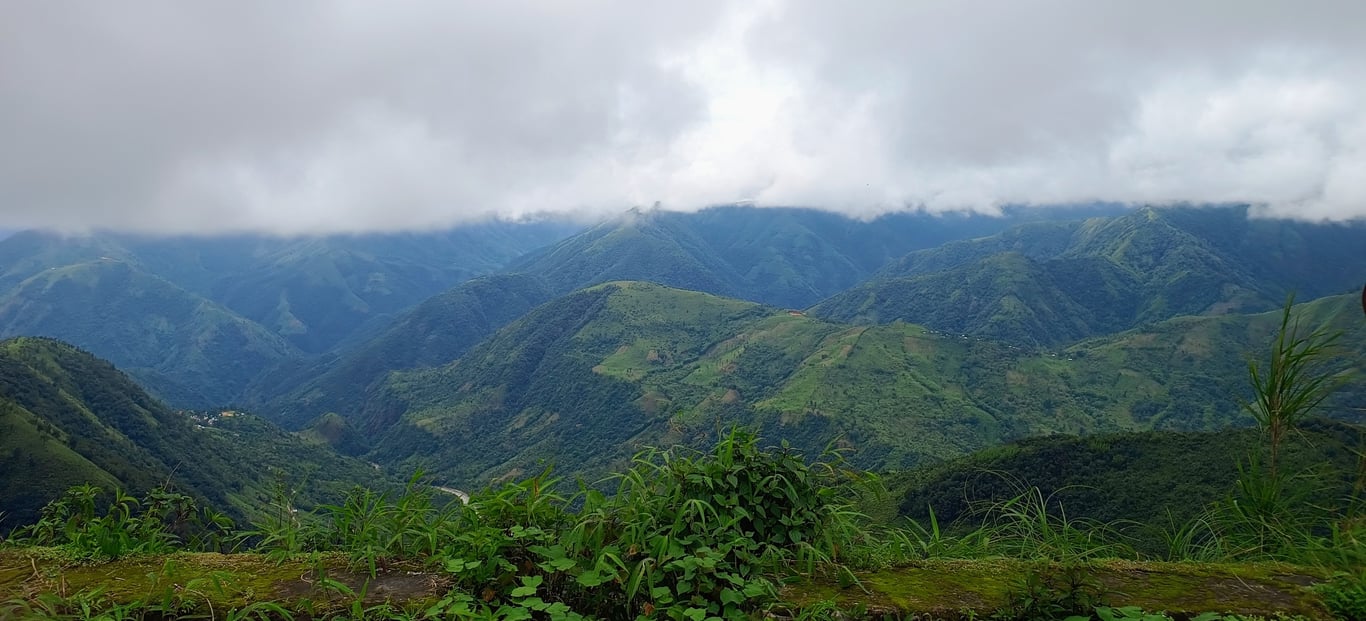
top-left (1, 205), bottom-right (1363, 620)
top-left (3, 205), bottom-right (1363, 502)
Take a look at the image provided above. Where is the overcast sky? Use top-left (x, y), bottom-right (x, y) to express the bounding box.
top-left (3, 1), bottom-right (1364, 234)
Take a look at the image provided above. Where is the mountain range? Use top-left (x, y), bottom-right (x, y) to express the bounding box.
top-left (0, 221), bottom-right (575, 406)
top-left (813, 206), bottom-right (1366, 346)
top-left (2, 204), bottom-right (1363, 509)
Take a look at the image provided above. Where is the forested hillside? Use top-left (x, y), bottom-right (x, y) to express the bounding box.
top-left (259, 206), bottom-right (1102, 426)
top-left (357, 282), bottom-right (1366, 487)
top-left (888, 419), bottom-right (1366, 534)
top-left (0, 337), bottom-right (387, 528)
top-left (0, 261), bottom-right (299, 405)
top-left (813, 207), bottom-right (1366, 346)
top-left (0, 221), bottom-right (578, 406)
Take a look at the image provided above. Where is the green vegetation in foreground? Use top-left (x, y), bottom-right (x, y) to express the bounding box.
top-left (0, 428), bottom-right (1362, 620)
top-left (885, 419), bottom-right (1365, 551)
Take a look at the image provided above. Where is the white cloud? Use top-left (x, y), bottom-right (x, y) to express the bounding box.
top-left (2, 0), bottom-right (1364, 233)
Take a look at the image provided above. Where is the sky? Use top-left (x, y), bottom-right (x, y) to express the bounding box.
top-left (2, 1), bottom-right (1364, 234)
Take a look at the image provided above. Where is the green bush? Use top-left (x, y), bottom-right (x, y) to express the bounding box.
top-left (1318, 572), bottom-right (1366, 621)
top-left (8, 484), bottom-right (233, 559)
top-left (429, 428), bottom-right (874, 620)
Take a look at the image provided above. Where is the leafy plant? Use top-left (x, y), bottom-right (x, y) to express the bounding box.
top-left (238, 479), bottom-right (317, 561)
top-left (7, 484), bottom-right (232, 559)
top-left (312, 471), bottom-right (462, 575)
top-left (1317, 572), bottom-right (1366, 621)
top-left (995, 563), bottom-right (1106, 621)
top-left (1088, 606), bottom-right (1176, 621)
top-left (425, 428), bottom-right (875, 621)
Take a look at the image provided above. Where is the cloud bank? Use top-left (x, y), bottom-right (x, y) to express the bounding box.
top-left (2, 0), bottom-right (1364, 233)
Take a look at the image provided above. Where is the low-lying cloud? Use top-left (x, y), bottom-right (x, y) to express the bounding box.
top-left (2, 0), bottom-right (1363, 234)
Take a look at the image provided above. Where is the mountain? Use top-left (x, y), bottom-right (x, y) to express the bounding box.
top-left (0, 337), bottom-right (386, 528)
top-left (807, 252), bottom-right (1120, 346)
top-left (812, 206), bottom-right (1366, 346)
top-left (0, 220), bottom-right (579, 354)
top-left (196, 223), bottom-right (575, 353)
top-left (356, 283), bottom-right (1365, 488)
top-left (262, 273), bottom-right (554, 430)
top-left (0, 260), bottom-right (299, 406)
top-left (0, 221), bottom-right (580, 409)
top-left (510, 205), bottom-right (1119, 309)
top-left (256, 206), bottom-right (1043, 431)
top-left (512, 210), bottom-right (745, 300)
top-left (261, 205), bottom-right (1125, 429)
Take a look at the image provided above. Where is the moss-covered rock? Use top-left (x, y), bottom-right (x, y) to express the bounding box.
top-left (0, 550), bottom-right (1335, 619)
top-left (0, 549), bottom-right (448, 616)
top-left (782, 559), bottom-right (1332, 620)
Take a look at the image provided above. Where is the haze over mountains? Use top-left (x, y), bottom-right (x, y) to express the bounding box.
top-left (0, 221), bottom-right (574, 406)
top-left (814, 206), bottom-right (1366, 346)
top-left (1, 204), bottom-right (1363, 513)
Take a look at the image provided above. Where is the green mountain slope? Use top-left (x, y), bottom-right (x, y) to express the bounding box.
top-left (888, 418), bottom-right (1365, 538)
top-left (0, 337), bottom-right (386, 528)
top-left (262, 274), bottom-right (554, 431)
top-left (0, 231), bottom-right (137, 292)
top-left (0, 222), bottom-right (578, 409)
top-left (0, 399), bottom-right (123, 527)
top-left (0, 222), bottom-right (578, 356)
top-left (813, 206), bottom-right (1366, 346)
top-left (258, 206), bottom-right (1066, 429)
top-left (360, 284), bottom-right (1366, 488)
top-left (511, 210), bottom-right (745, 300)
top-left (510, 206), bottom-right (1096, 309)
top-left (0, 261), bottom-right (299, 407)
top-left (201, 223), bottom-right (574, 354)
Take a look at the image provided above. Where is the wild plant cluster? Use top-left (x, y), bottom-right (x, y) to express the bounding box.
top-left (6, 484), bottom-right (235, 560)
top-left (3, 430), bottom-right (885, 620)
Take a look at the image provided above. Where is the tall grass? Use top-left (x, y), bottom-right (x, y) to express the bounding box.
top-left (972, 484), bottom-right (1134, 562)
top-left (1243, 294), bottom-right (1347, 481)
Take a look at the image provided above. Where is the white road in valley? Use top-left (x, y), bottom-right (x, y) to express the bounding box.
top-left (434, 486), bottom-right (469, 504)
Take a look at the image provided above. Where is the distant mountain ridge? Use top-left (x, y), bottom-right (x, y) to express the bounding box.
top-left (509, 205), bottom-right (1114, 308)
top-left (0, 260), bottom-right (299, 406)
top-left (5, 203), bottom-right (1362, 432)
top-left (812, 206), bottom-right (1366, 346)
top-left (0, 221), bottom-right (578, 353)
top-left (0, 221), bottom-right (580, 407)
